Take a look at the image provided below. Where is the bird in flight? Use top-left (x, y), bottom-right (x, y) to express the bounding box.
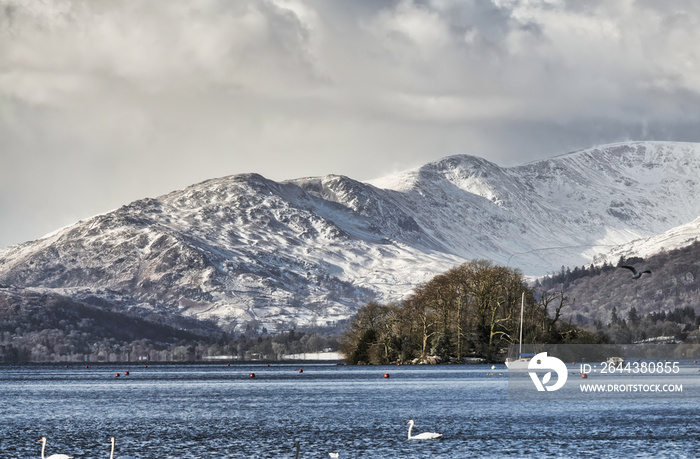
top-left (619, 265), bottom-right (652, 279)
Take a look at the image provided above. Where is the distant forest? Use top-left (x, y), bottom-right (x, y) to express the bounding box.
top-left (0, 289), bottom-right (340, 363)
top-left (537, 256), bottom-right (645, 290)
top-left (536, 241), bottom-right (700, 344)
top-left (537, 242), bottom-right (700, 319)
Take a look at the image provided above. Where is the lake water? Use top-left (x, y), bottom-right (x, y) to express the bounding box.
top-left (1, 363), bottom-right (698, 458)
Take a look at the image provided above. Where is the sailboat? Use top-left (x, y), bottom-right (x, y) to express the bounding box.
top-left (505, 292), bottom-right (532, 369)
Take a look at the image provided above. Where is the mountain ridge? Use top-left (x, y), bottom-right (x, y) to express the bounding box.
top-left (1, 141), bottom-right (700, 331)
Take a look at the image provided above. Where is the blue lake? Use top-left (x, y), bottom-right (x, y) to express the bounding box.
top-left (1, 363), bottom-right (698, 458)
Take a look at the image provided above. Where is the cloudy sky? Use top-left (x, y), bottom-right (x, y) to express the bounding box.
top-left (2, 0), bottom-right (700, 248)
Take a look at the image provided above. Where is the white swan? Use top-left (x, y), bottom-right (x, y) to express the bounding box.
top-left (38, 437), bottom-right (73, 459)
top-left (407, 420), bottom-right (442, 440)
top-left (109, 437), bottom-right (137, 459)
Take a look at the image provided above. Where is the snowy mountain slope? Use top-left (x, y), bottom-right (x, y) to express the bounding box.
top-left (371, 142), bottom-right (700, 272)
top-left (591, 215), bottom-right (700, 266)
top-left (0, 173), bottom-right (463, 331)
top-left (1, 141), bottom-right (700, 331)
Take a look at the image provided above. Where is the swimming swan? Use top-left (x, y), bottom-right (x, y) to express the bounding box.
top-left (407, 420), bottom-right (442, 440)
top-left (38, 437), bottom-right (73, 459)
top-left (109, 437), bottom-right (137, 459)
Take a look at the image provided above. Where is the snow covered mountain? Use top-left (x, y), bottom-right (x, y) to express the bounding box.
top-left (591, 215), bottom-right (700, 266)
top-left (1, 141), bottom-right (699, 331)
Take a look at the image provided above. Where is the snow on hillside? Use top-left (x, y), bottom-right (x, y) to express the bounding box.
top-left (370, 141), bottom-right (700, 272)
top-left (592, 215), bottom-right (700, 266)
top-left (1, 141), bottom-right (700, 331)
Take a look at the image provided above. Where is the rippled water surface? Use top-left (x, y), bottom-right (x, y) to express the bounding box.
top-left (1, 363), bottom-right (698, 458)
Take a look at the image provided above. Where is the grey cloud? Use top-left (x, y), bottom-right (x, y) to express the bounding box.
top-left (1, 0), bottom-right (700, 247)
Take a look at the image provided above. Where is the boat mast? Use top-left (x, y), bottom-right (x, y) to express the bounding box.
top-left (518, 291), bottom-right (524, 357)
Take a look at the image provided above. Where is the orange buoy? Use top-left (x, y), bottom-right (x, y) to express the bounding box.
top-left (115, 373), bottom-right (120, 378)
top-left (298, 369), bottom-right (303, 373)
top-left (581, 373), bottom-right (588, 379)
top-left (124, 371), bottom-right (129, 376)
top-left (144, 365), bottom-right (148, 368)
top-left (384, 373), bottom-right (390, 378)
top-left (249, 372), bottom-right (256, 378)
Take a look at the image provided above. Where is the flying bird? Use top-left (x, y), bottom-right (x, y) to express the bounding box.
top-left (619, 265), bottom-right (652, 279)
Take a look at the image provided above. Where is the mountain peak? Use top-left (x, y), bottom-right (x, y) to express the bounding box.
top-left (2, 141), bottom-right (700, 332)
top-left (369, 154), bottom-right (501, 192)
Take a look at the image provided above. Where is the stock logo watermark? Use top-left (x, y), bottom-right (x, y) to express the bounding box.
top-left (508, 344), bottom-right (700, 401)
top-left (527, 352), bottom-right (568, 391)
